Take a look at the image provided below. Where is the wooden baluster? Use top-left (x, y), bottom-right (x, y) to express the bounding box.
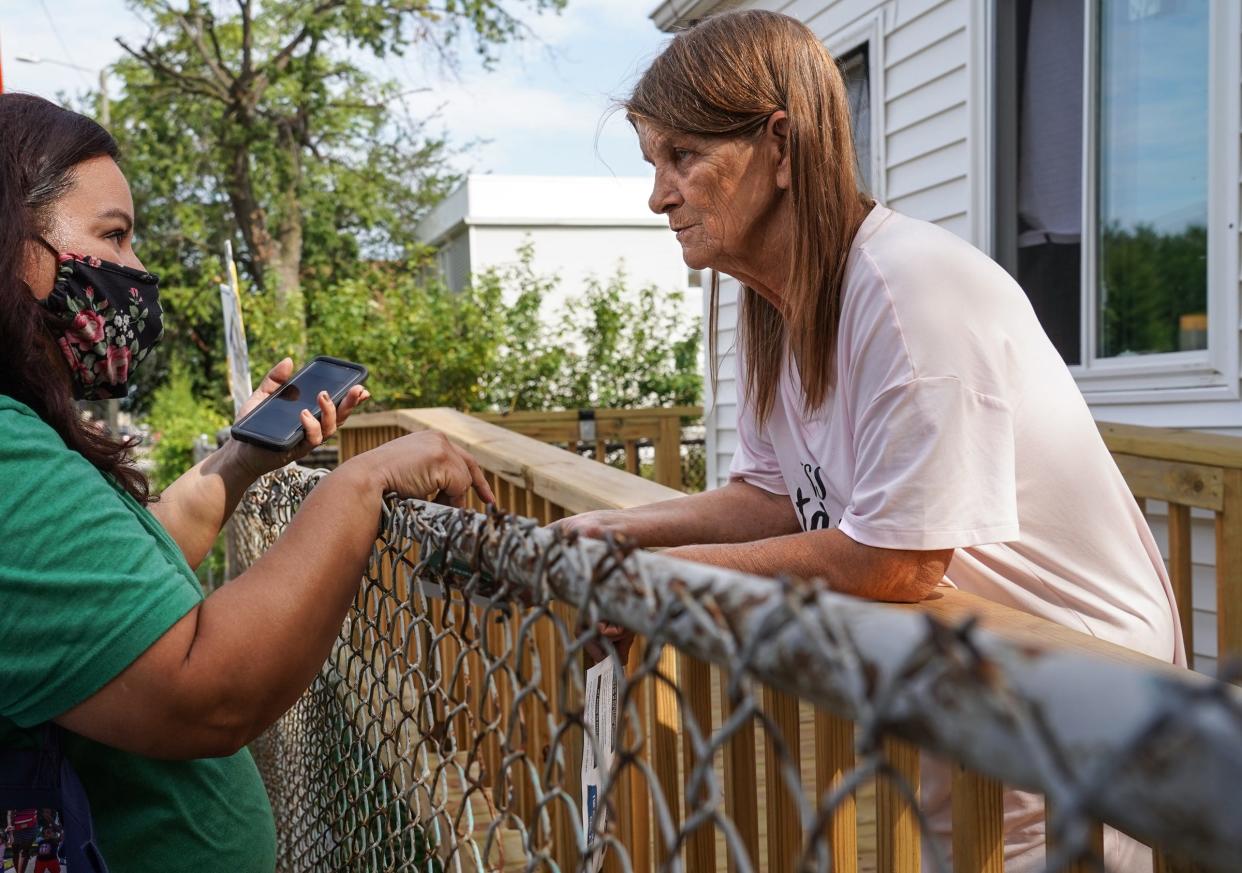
top-left (680, 655), bottom-right (716, 871)
top-left (877, 736), bottom-right (920, 873)
top-left (625, 439), bottom-right (640, 475)
top-left (529, 493), bottom-right (549, 525)
top-left (721, 671), bottom-right (759, 873)
top-left (526, 544), bottom-right (561, 863)
top-left (815, 709), bottom-right (857, 873)
top-left (496, 477), bottom-right (514, 516)
top-left (339, 428), bottom-right (356, 462)
top-left (508, 484), bottom-right (537, 824)
top-left (551, 600), bottom-right (583, 870)
top-left (649, 643), bottom-right (681, 869)
top-left (1167, 503), bottom-right (1195, 667)
top-left (628, 639), bottom-right (653, 873)
top-left (595, 439), bottom-right (607, 463)
top-left (604, 643), bottom-right (638, 873)
top-left (1044, 799), bottom-right (1103, 873)
top-left (655, 416), bottom-right (682, 489)
top-left (763, 685), bottom-right (803, 873)
top-left (951, 765), bottom-right (1003, 873)
top-left (1217, 469), bottom-right (1242, 669)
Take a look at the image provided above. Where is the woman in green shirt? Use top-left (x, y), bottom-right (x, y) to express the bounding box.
top-left (0, 94), bottom-right (494, 872)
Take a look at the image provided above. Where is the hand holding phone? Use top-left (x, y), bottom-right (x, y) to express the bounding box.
top-left (232, 356), bottom-right (369, 453)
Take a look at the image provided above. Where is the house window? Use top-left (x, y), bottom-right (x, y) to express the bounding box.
top-left (838, 44), bottom-right (873, 193)
top-left (996, 0), bottom-right (1211, 373)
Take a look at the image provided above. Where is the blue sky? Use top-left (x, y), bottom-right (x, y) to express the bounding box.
top-left (0, 0), bottom-right (666, 178)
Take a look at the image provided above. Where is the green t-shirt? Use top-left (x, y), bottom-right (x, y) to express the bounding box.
top-left (0, 396), bottom-right (275, 873)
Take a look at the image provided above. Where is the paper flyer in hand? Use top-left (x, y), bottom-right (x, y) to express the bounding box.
top-left (581, 655), bottom-right (619, 871)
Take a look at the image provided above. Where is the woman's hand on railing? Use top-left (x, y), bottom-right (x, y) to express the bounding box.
top-left (549, 509), bottom-right (633, 542)
top-left (342, 430), bottom-right (495, 507)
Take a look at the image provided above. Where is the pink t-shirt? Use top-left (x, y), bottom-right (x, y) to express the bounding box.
top-left (729, 204), bottom-right (1185, 871)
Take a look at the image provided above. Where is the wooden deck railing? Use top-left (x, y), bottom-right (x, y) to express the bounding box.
top-left (337, 408), bottom-right (1233, 872)
top-left (1099, 421), bottom-right (1242, 667)
top-left (477, 406), bottom-right (702, 491)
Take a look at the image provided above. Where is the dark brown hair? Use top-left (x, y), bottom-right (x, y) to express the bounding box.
top-left (0, 93), bottom-right (150, 503)
top-left (627, 10), bottom-right (871, 424)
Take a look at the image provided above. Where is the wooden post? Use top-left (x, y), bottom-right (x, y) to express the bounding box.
top-left (629, 639), bottom-right (652, 873)
top-left (951, 765), bottom-right (1003, 873)
top-left (877, 736), bottom-right (920, 873)
top-left (1217, 470), bottom-right (1242, 668)
top-left (649, 644), bottom-right (681, 869)
top-left (721, 671), bottom-right (759, 873)
top-left (815, 710), bottom-right (858, 873)
top-left (625, 439), bottom-right (640, 475)
top-left (763, 685), bottom-right (803, 873)
top-left (655, 416), bottom-right (682, 490)
top-left (681, 655), bottom-right (717, 871)
top-left (1167, 503), bottom-right (1195, 667)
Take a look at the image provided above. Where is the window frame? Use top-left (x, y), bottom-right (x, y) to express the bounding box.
top-left (990, 0), bottom-right (1240, 404)
top-left (824, 11), bottom-right (886, 202)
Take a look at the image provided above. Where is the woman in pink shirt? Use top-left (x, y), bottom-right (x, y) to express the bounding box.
top-left (556, 10), bottom-right (1183, 872)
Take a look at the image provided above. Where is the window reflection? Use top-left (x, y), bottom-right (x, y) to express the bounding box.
top-left (1097, 0), bottom-right (1209, 357)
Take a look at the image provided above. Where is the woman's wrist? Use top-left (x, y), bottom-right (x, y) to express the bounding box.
top-left (334, 453), bottom-right (385, 500)
top-left (220, 437), bottom-right (289, 486)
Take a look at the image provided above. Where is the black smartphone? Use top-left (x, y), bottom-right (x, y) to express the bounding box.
top-left (230, 355), bottom-right (368, 452)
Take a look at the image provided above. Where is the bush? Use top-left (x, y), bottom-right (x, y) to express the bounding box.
top-left (147, 365), bottom-right (229, 492)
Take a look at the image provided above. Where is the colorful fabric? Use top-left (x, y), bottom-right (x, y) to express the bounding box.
top-left (36, 248), bottom-right (163, 401)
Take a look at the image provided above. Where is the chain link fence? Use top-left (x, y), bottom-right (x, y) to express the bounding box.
top-left (232, 465), bottom-right (1242, 873)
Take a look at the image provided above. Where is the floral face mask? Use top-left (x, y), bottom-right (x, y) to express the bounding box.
top-left (35, 241), bottom-right (164, 401)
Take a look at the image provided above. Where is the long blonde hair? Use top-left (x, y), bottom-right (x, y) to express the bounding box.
top-left (626, 10), bottom-right (871, 425)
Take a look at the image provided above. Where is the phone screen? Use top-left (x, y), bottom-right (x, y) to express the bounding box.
top-left (241, 360), bottom-right (360, 444)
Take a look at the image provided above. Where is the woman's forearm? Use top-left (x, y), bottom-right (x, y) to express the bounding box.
top-left (57, 458), bottom-right (386, 759)
top-left (664, 530), bottom-right (953, 603)
top-left (58, 430), bottom-right (490, 760)
top-left (567, 480), bottom-right (801, 548)
top-left (147, 439), bottom-right (260, 569)
top-left (178, 459), bottom-right (385, 751)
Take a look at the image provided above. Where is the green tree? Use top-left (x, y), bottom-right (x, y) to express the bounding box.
top-left (478, 246), bottom-right (702, 412)
top-left (300, 243), bottom-right (701, 415)
top-left (146, 363), bottom-right (229, 491)
top-left (107, 0), bottom-right (565, 401)
top-left (1099, 223), bottom-right (1208, 356)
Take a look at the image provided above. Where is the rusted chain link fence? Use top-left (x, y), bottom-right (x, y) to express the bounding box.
top-left (232, 465), bottom-right (1242, 873)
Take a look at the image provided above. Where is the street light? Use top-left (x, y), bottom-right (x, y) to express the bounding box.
top-left (15, 55), bottom-right (109, 126)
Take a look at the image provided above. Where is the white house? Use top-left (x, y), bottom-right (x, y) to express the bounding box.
top-left (416, 174), bottom-right (700, 323)
top-left (652, 0), bottom-right (1238, 670)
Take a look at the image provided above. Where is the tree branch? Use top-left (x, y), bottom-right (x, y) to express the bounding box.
top-left (117, 37), bottom-right (231, 104)
top-left (238, 0), bottom-right (253, 78)
top-left (250, 0), bottom-right (348, 100)
top-left (175, 6), bottom-right (236, 94)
